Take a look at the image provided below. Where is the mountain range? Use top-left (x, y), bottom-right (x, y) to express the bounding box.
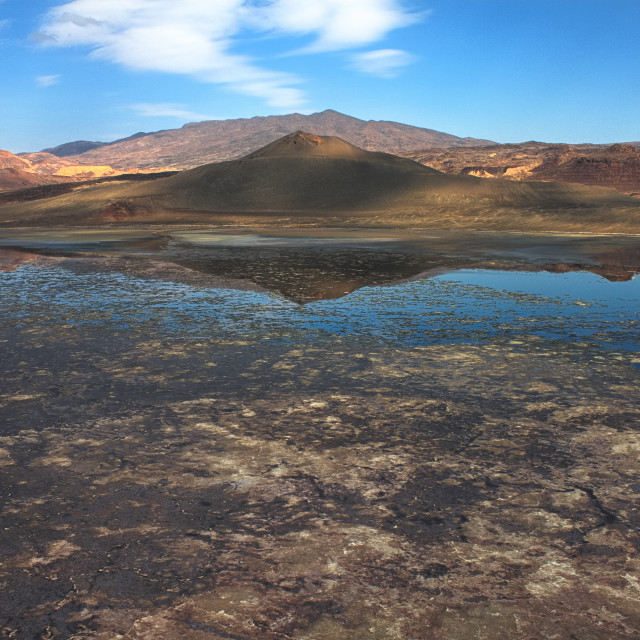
top-left (2, 110), bottom-right (640, 221)
top-left (43, 109), bottom-right (493, 170)
top-left (26, 110), bottom-right (640, 198)
top-left (2, 131), bottom-right (638, 233)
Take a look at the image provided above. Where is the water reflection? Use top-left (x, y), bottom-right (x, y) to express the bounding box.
top-left (1, 228), bottom-right (640, 302)
top-left (2, 262), bottom-right (639, 354)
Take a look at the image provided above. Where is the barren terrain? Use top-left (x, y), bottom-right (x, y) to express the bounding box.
top-left (403, 142), bottom-right (640, 197)
top-left (2, 132), bottom-right (639, 234)
top-left (54, 110), bottom-right (492, 170)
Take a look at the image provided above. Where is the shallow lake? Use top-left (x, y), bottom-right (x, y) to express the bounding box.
top-left (3, 262), bottom-right (640, 352)
top-left (1, 228), bottom-right (640, 639)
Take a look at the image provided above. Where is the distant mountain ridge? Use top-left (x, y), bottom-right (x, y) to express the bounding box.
top-left (42, 141), bottom-right (106, 157)
top-left (42, 132), bottom-right (152, 158)
top-left (47, 109), bottom-right (494, 170)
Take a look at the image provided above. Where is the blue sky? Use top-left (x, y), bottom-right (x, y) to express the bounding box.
top-left (1, 0), bottom-right (639, 152)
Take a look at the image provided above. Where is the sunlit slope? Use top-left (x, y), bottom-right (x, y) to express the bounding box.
top-left (1, 131), bottom-right (639, 232)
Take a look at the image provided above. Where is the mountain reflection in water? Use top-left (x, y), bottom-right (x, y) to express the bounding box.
top-left (1, 228), bottom-right (640, 302)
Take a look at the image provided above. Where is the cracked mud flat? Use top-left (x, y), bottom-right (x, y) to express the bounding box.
top-left (1, 230), bottom-right (640, 639)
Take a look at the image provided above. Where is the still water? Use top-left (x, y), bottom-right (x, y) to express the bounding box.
top-left (2, 263), bottom-right (640, 354)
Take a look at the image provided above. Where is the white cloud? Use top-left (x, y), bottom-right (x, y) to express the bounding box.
top-left (37, 0), bottom-right (421, 108)
top-left (261, 0), bottom-right (420, 53)
top-left (130, 102), bottom-right (212, 120)
top-left (36, 74), bottom-right (61, 87)
top-left (351, 49), bottom-right (416, 78)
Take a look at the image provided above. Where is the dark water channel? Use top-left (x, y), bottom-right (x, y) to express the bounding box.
top-left (1, 228), bottom-right (640, 639)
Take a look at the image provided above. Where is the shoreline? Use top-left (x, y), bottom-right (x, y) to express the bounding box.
top-left (1, 223), bottom-right (640, 238)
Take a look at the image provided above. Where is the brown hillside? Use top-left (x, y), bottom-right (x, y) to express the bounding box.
top-left (0, 147), bottom-right (174, 193)
top-left (19, 152), bottom-right (81, 173)
top-left (0, 149), bottom-right (81, 192)
top-left (403, 142), bottom-right (640, 197)
top-left (0, 150), bottom-right (31, 171)
top-left (0, 168), bottom-right (71, 193)
top-left (245, 131), bottom-right (376, 159)
top-left (60, 110), bottom-right (493, 170)
top-left (532, 144), bottom-right (640, 195)
top-left (2, 132), bottom-right (639, 233)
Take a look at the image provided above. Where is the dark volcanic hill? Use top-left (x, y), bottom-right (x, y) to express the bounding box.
top-left (42, 140), bottom-right (107, 157)
top-left (3, 131), bottom-right (639, 233)
top-left (55, 110), bottom-right (493, 170)
top-left (403, 142), bottom-right (640, 197)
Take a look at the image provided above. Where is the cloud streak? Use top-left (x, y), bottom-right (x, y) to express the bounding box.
top-left (129, 102), bottom-right (213, 120)
top-left (37, 0), bottom-right (421, 110)
top-left (351, 49), bottom-right (417, 78)
top-left (36, 74), bottom-right (61, 87)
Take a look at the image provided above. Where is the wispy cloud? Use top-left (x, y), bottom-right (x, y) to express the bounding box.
top-left (36, 74), bottom-right (61, 87)
top-left (254, 0), bottom-right (420, 53)
top-left (36, 0), bottom-right (422, 109)
top-left (351, 49), bottom-right (416, 78)
top-left (129, 102), bottom-right (212, 121)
